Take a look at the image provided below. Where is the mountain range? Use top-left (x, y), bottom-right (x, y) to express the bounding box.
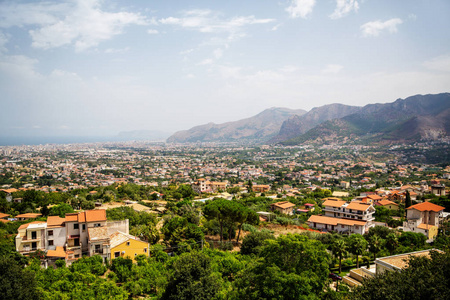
top-left (166, 107), bottom-right (306, 143)
top-left (167, 93), bottom-right (450, 145)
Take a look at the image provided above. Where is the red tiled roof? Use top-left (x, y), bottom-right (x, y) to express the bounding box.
top-left (85, 210), bottom-right (106, 222)
top-left (407, 202), bottom-right (445, 212)
top-left (47, 216), bottom-right (65, 227)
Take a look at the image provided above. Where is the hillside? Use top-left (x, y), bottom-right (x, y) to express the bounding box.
top-left (269, 103), bottom-right (361, 143)
top-left (166, 107), bottom-right (307, 143)
top-left (281, 93), bottom-right (450, 145)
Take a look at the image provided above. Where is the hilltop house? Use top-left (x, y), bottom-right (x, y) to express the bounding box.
top-left (403, 202), bottom-right (445, 240)
top-left (192, 179), bottom-right (228, 194)
top-left (15, 209), bottom-right (148, 266)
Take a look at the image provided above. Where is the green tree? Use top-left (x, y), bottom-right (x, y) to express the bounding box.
top-left (368, 235), bottom-right (383, 261)
top-left (0, 256), bottom-right (40, 300)
top-left (48, 203), bottom-right (74, 218)
top-left (385, 232), bottom-right (399, 255)
top-left (161, 251), bottom-right (221, 300)
top-left (351, 251), bottom-right (450, 300)
top-left (332, 238), bottom-right (347, 274)
top-left (348, 234), bottom-right (368, 268)
top-left (405, 191), bottom-right (412, 209)
top-left (240, 230), bottom-right (275, 255)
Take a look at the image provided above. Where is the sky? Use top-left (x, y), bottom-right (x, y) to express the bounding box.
top-left (0, 0), bottom-right (449, 139)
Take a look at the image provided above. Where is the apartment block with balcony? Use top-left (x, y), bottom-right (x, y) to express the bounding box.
top-left (308, 198), bottom-right (376, 235)
top-left (15, 209), bottom-right (134, 265)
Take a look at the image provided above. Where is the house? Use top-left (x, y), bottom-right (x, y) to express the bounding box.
top-left (15, 213), bottom-right (42, 221)
top-left (343, 249), bottom-right (441, 287)
top-left (431, 184), bottom-right (446, 196)
top-left (270, 201), bottom-right (295, 215)
top-left (110, 231), bottom-right (149, 262)
top-left (374, 199), bottom-right (399, 211)
top-left (15, 221), bottom-right (47, 254)
top-left (192, 179), bottom-right (228, 194)
top-left (403, 202), bottom-right (445, 240)
top-left (15, 209), bottom-right (133, 266)
top-left (308, 198), bottom-right (376, 234)
top-left (0, 212), bottom-right (10, 223)
top-left (307, 215), bottom-right (367, 235)
top-left (252, 185), bottom-right (271, 193)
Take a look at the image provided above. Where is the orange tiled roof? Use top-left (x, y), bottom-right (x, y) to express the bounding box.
top-left (271, 201), bottom-right (295, 209)
top-left (46, 246), bottom-right (66, 258)
top-left (407, 202), bottom-right (445, 212)
top-left (0, 212), bottom-right (10, 219)
top-left (15, 213), bottom-right (42, 219)
top-left (308, 215), bottom-right (367, 226)
top-left (346, 202), bottom-right (371, 211)
top-left (417, 223), bottom-right (436, 230)
top-left (65, 213), bottom-right (78, 222)
top-left (377, 199), bottom-right (398, 206)
top-left (47, 216), bottom-right (65, 227)
top-left (323, 199), bottom-right (347, 208)
top-left (85, 210), bottom-right (106, 222)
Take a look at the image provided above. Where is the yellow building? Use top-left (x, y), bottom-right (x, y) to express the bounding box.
top-left (15, 221), bottom-right (47, 254)
top-left (110, 231), bottom-right (149, 262)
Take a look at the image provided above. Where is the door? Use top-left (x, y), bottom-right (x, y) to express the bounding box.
top-left (31, 242), bottom-right (37, 251)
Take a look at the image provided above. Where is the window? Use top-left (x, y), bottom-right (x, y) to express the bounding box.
top-left (94, 223), bottom-right (101, 228)
top-left (31, 231), bottom-right (37, 240)
top-left (74, 224), bottom-right (79, 230)
top-left (126, 242), bottom-right (130, 246)
top-left (114, 251), bottom-right (120, 258)
top-left (48, 230), bottom-right (53, 236)
top-left (48, 240), bottom-right (54, 246)
top-left (75, 254), bottom-right (80, 258)
top-left (82, 224), bottom-right (86, 231)
top-left (144, 248), bottom-right (147, 253)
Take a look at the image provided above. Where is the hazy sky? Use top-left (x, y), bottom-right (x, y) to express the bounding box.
top-left (0, 0), bottom-right (449, 137)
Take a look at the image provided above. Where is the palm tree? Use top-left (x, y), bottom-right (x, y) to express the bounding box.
top-left (369, 235), bottom-right (383, 261)
top-left (385, 232), bottom-right (399, 255)
top-left (348, 234), bottom-right (368, 268)
top-left (332, 238), bottom-right (347, 274)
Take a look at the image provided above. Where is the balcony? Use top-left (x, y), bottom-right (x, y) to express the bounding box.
top-left (93, 249), bottom-right (104, 254)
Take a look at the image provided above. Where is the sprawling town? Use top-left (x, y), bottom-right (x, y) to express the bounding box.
top-left (0, 141), bottom-right (449, 299)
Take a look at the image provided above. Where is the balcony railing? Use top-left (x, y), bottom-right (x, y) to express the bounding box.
top-left (93, 249), bottom-right (103, 254)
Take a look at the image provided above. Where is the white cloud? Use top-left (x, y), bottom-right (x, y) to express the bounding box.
top-left (330, 0), bottom-right (359, 19)
top-left (147, 29), bottom-right (159, 34)
top-left (360, 18), bottom-right (403, 37)
top-left (105, 47), bottom-right (130, 54)
top-left (1, 0), bottom-right (147, 51)
top-left (213, 48), bottom-right (223, 59)
top-left (0, 31), bottom-right (9, 52)
top-left (159, 9), bottom-right (274, 34)
top-left (286, 0), bottom-right (316, 19)
top-left (271, 24), bottom-right (282, 31)
top-left (423, 54), bottom-right (450, 72)
top-left (199, 58), bottom-right (213, 65)
top-left (322, 64), bottom-right (344, 74)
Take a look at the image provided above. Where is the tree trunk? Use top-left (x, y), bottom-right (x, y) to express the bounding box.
top-left (229, 226), bottom-right (233, 242)
top-left (339, 256), bottom-right (342, 274)
top-left (236, 225), bottom-right (242, 243)
top-left (219, 222), bottom-right (223, 242)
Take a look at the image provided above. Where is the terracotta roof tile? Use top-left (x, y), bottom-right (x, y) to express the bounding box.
top-left (85, 210), bottom-right (106, 222)
top-left (407, 202), bottom-right (445, 212)
top-left (47, 216), bottom-right (65, 227)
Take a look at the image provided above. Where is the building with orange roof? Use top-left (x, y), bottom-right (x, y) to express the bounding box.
top-left (403, 202), bottom-right (445, 240)
top-left (15, 209), bottom-right (130, 265)
top-left (311, 198), bottom-right (376, 234)
top-left (270, 201), bottom-right (295, 215)
top-left (375, 199), bottom-right (399, 210)
top-left (15, 213), bottom-right (42, 221)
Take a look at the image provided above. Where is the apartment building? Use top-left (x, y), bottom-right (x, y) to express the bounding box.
top-left (15, 209), bottom-right (147, 266)
top-left (307, 198), bottom-right (375, 234)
